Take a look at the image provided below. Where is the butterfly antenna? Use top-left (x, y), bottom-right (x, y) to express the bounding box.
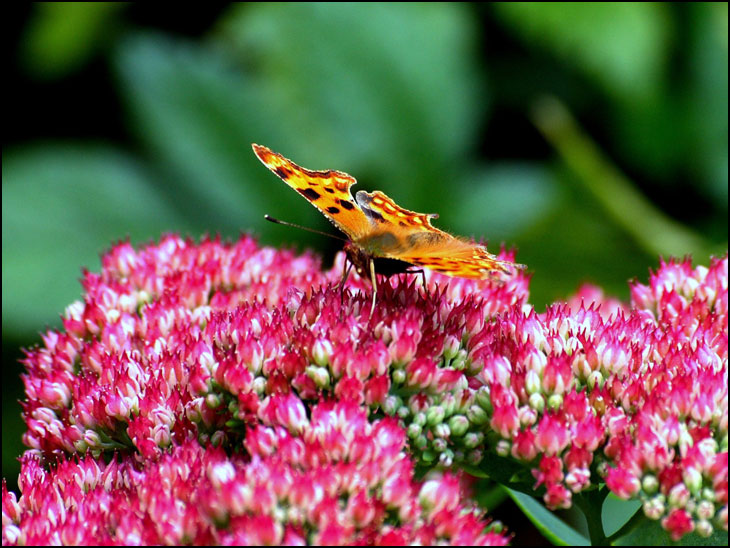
top-left (264, 215), bottom-right (348, 242)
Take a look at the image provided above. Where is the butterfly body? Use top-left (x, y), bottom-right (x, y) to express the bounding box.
top-left (344, 241), bottom-right (413, 278)
top-left (252, 144), bottom-right (525, 310)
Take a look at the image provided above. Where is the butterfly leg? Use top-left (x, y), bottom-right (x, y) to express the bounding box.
top-left (338, 259), bottom-right (354, 307)
top-left (369, 259), bottom-right (378, 316)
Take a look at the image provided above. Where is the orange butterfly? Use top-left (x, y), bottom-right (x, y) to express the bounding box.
top-left (253, 144), bottom-right (525, 311)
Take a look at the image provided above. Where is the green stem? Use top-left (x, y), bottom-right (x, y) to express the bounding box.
top-left (573, 488), bottom-right (610, 546)
top-left (531, 96), bottom-right (711, 259)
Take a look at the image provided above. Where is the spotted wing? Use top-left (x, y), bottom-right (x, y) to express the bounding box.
top-left (252, 144), bottom-right (373, 241)
top-left (355, 190), bottom-right (525, 278)
top-left (354, 190), bottom-right (440, 232)
top-left (399, 239), bottom-right (524, 278)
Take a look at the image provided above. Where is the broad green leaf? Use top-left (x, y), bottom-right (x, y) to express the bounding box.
top-left (477, 451), bottom-right (535, 490)
top-left (506, 487), bottom-right (590, 546)
top-left (613, 513), bottom-right (728, 546)
top-left (602, 493), bottom-right (641, 536)
top-left (21, 2), bottom-right (126, 78)
top-left (115, 4), bottom-right (487, 245)
top-left (456, 162), bottom-right (558, 241)
top-left (216, 2), bottom-right (485, 214)
top-left (2, 144), bottom-right (192, 336)
top-left (114, 34), bottom-right (277, 238)
top-left (493, 3), bottom-right (671, 102)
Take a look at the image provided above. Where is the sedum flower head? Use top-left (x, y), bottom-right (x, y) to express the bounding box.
top-left (3, 235), bottom-right (511, 546)
top-left (3, 234), bottom-right (728, 544)
top-left (4, 401), bottom-right (507, 545)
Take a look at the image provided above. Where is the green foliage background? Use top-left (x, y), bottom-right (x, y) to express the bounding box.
top-left (3, 3), bottom-right (727, 543)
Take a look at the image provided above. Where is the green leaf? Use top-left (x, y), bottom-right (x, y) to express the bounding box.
top-left (456, 162), bottom-right (558, 241)
top-left (613, 513), bottom-right (729, 546)
top-left (2, 144), bottom-right (192, 336)
top-left (114, 4), bottom-right (487, 246)
top-left (493, 3), bottom-right (671, 102)
top-left (506, 487), bottom-right (590, 546)
top-left (21, 2), bottom-right (126, 78)
top-left (216, 2), bottom-right (485, 212)
top-left (602, 492), bottom-right (641, 536)
top-left (114, 34), bottom-right (277, 238)
top-left (477, 451), bottom-right (535, 490)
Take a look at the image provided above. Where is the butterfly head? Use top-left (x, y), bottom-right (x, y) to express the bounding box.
top-left (343, 241), bottom-right (370, 278)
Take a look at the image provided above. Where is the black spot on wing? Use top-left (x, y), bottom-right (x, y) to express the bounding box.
top-left (326, 206), bottom-right (340, 214)
top-left (338, 199), bottom-right (355, 211)
top-left (324, 188), bottom-right (335, 194)
top-left (298, 188), bottom-right (321, 201)
top-left (274, 167), bottom-right (291, 179)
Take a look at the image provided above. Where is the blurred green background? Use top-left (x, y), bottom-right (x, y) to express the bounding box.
top-left (2, 2), bottom-right (727, 531)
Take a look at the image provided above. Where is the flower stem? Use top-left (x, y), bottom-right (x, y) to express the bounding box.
top-left (531, 96), bottom-right (711, 259)
top-left (573, 487), bottom-right (610, 546)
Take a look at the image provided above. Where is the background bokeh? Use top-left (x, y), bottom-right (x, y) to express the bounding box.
top-left (3, 3), bottom-right (727, 541)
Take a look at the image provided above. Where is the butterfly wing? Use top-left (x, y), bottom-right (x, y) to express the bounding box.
top-left (253, 146), bottom-right (525, 280)
top-left (253, 144), bottom-right (374, 241)
top-left (398, 239), bottom-right (522, 278)
top-left (354, 190), bottom-right (524, 278)
top-left (354, 190), bottom-right (440, 231)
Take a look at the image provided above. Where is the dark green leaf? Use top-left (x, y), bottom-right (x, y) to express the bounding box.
top-left (493, 3), bottom-right (671, 101)
top-left (613, 513), bottom-right (728, 546)
top-left (506, 487), bottom-right (590, 546)
top-left (21, 2), bottom-right (126, 78)
top-left (477, 451), bottom-right (534, 489)
top-left (602, 493), bottom-right (641, 536)
top-left (114, 34), bottom-right (277, 237)
top-left (217, 2), bottom-right (485, 213)
top-left (456, 162), bottom-right (558, 241)
top-left (2, 144), bottom-right (192, 335)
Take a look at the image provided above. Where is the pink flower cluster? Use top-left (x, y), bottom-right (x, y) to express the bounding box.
top-left (3, 400), bottom-right (505, 545)
top-left (3, 236), bottom-right (510, 546)
top-left (2, 234), bottom-right (727, 544)
top-left (469, 256), bottom-right (728, 540)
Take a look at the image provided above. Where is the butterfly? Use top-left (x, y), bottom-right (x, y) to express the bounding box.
top-left (252, 144), bottom-right (525, 312)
